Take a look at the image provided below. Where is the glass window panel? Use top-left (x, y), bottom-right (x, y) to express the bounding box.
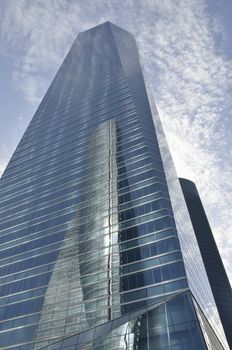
top-left (148, 326), bottom-right (169, 349)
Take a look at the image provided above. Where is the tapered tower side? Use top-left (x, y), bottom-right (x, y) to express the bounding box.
top-left (179, 178), bottom-right (232, 348)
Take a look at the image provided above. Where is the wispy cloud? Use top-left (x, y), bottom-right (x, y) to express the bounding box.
top-left (0, 0), bottom-right (231, 281)
top-left (134, 0), bottom-right (232, 281)
top-left (0, 145), bottom-right (9, 176)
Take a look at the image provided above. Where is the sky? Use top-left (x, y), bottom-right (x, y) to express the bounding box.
top-left (0, 0), bottom-right (231, 283)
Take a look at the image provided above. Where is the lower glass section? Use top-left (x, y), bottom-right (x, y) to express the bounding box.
top-left (36, 291), bottom-right (225, 350)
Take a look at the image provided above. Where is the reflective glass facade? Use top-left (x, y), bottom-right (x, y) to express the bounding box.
top-left (0, 22), bottom-right (228, 349)
top-left (39, 291), bottom-right (224, 350)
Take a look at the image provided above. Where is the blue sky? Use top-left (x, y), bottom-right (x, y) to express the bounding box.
top-left (0, 0), bottom-right (231, 283)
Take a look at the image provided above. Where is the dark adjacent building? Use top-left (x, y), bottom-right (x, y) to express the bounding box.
top-left (180, 178), bottom-right (232, 348)
top-left (0, 22), bottom-right (230, 349)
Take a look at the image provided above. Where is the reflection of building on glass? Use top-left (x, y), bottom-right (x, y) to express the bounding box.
top-left (0, 21), bottom-right (230, 350)
top-left (33, 119), bottom-right (120, 348)
top-left (78, 119), bottom-right (120, 326)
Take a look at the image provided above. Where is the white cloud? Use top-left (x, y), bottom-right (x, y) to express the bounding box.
top-left (134, 1), bottom-right (232, 282)
top-left (0, 0), bottom-right (231, 283)
top-left (0, 148), bottom-right (8, 177)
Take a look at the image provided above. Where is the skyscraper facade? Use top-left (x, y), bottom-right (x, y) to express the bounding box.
top-left (179, 178), bottom-right (232, 348)
top-left (0, 22), bottom-right (229, 349)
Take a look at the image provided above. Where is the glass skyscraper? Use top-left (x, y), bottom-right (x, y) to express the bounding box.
top-left (180, 178), bottom-right (232, 348)
top-left (0, 22), bottom-right (229, 349)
